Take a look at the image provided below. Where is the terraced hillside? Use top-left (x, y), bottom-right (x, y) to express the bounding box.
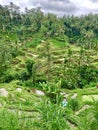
top-left (9, 40), bottom-right (98, 84)
top-left (0, 79), bottom-right (98, 130)
top-left (0, 39), bottom-right (98, 130)
top-left (0, 4), bottom-right (98, 129)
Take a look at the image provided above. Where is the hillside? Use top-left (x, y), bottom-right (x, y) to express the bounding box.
top-left (0, 39), bottom-right (98, 130)
top-left (0, 3), bottom-right (98, 130)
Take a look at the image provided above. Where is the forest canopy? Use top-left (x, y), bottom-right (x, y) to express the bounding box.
top-left (0, 2), bottom-right (98, 49)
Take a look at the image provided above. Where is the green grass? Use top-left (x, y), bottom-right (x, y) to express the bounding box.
top-left (49, 38), bottom-right (68, 47)
top-left (0, 81), bottom-right (44, 110)
top-left (25, 35), bottom-right (42, 47)
top-left (76, 102), bottom-right (98, 130)
top-left (82, 95), bottom-right (98, 102)
top-left (0, 80), bottom-right (98, 130)
top-left (0, 108), bottom-right (40, 130)
top-left (37, 99), bottom-right (71, 130)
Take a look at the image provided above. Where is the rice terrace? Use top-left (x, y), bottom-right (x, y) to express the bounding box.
top-left (0, 1), bottom-right (98, 130)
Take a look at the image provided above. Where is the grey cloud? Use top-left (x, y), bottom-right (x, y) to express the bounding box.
top-left (0, 0), bottom-right (98, 16)
top-left (28, 0), bottom-right (98, 16)
top-left (90, 0), bottom-right (98, 3)
top-left (29, 0), bottom-right (78, 16)
top-left (41, 2), bottom-right (76, 12)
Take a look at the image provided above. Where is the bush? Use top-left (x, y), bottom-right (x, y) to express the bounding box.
top-left (2, 71), bottom-right (20, 83)
top-left (35, 74), bottom-right (46, 84)
top-left (61, 65), bottom-right (98, 89)
top-left (40, 81), bottom-right (63, 104)
top-left (68, 99), bottom-right (79, 111)
top-left (79, 66), bottom-right (98, 83)
top-left (76, 78), bottom-right (87, 89)
top-left (23, 79), bottom-right (33, 87)
top-left (25, 59), bottom-right (34, 77)
top-left (3, 73), bottom-right (14, 83)
top-left (20, 71), bottom-right (29, 81)
top-left (61, 79), bottom-right (76, 89)
top-left (17, 80), bottom-right (43, 89)
top-left (11, 49), bottom-right (19, 58)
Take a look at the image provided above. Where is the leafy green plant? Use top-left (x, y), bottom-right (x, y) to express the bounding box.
top-left (10, 48), bottom-right (19, 58)
top-left (22, 79), bottom-right (34, 88)
top-left (77, 65), bottom-right (98, 88)
top-left (3, 73), bottom-right (14, 83)
top-left (26, 59), bottom-right (34, 78)
top-left (40, 80), bottom-right (63, 104)
top-left (61, 79), bottom-right (76, 89)
top-left (20, 71), bottom-right (29, 81)
top-left (68, 99), bottom-right (79, 111)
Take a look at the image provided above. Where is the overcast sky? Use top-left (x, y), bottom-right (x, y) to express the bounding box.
top-left (0, 0), bottom-right (98, 16)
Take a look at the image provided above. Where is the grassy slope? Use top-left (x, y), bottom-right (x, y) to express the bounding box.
top-left (8, 38), bottom-right (98, 80)
top-left (0, 38), bottom-right (98, 130)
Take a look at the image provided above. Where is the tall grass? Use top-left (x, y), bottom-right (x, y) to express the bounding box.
top-left (77, 101), bottom-right (98, 130)
top-left (90, 101), bottom-right (98, 130)
top-left (0, 108), bottom-right (37, 130)
top-left (37, 100), bottom-right (70, 130)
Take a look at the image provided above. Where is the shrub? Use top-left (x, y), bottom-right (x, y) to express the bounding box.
top-left (68, 99), bottom-right (79, 111)
top-left (78, 65), bottom-right (98, 84)
top-left (61, 79), bottom-right (76, 89)
top-left (76, 78), bottom-right (87, 89)
top-left (3, 73), bottom-right (14, 83)
top-left (23, 79), bottom-right (33, 87)
top-left (35, 74), bottom-right (46, 84)
top-left (40, 81), bottom-right (63, 104)
top-left (20, 71), bottom-right (29, 81)
top-left (25, 59), bottom-right (34, 78)
top-left (2, 71), bottom-right (20, 83)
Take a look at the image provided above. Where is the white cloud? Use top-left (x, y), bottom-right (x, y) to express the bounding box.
top-left (70, 0), bottom-right (98, 9)
top-left (0, 0), bottom-right (98, 16)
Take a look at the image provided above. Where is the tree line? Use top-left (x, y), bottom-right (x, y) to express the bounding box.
top-left (0, 2), bottom-right (98, 49)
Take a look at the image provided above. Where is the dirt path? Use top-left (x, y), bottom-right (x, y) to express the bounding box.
top-left (75, 105), bottom-right (90, 115)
